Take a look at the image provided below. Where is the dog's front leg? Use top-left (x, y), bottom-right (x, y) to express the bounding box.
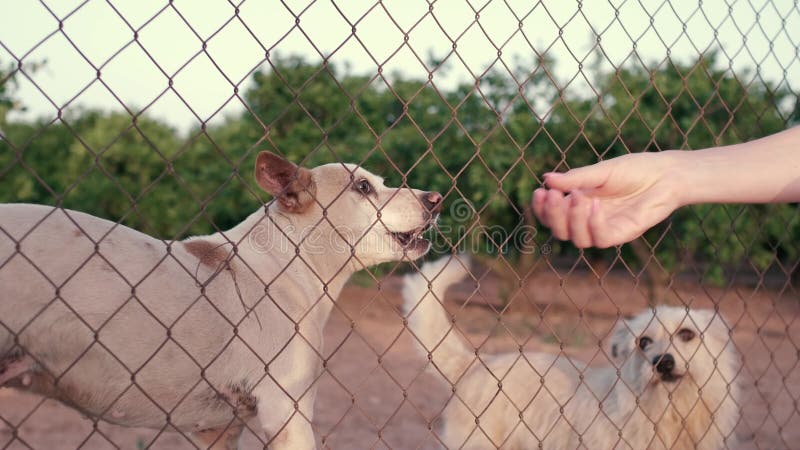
top-left (191, 424), bottom-right (244, 450)
top-left (254, 386), bottom-right (317, 450)
top-left (265, 412), bottom-right (315, 450)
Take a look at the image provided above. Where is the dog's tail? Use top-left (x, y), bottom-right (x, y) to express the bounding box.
top-left (403, 255), bottom-right (474, 383)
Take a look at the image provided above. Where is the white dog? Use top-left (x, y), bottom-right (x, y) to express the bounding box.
top-left (0, 151), bottom-right (441, 449)
top-left (403, 256), bottom-right (740, 449)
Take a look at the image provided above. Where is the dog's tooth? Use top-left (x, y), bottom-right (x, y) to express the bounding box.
top-left (21, 374), bottom-right (31, 386)
top-left (111, 410), bottom-right (126, 419)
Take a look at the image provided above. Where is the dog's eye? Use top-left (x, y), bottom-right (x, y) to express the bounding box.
top-left (677, 328), bottom-right (696, 342)
top-left (354, 179), bottom-right (373, 195)
top-left (638, 336), bottom-right (653, 350)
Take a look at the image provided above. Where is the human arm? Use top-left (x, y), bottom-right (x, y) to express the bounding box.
top-left (532, 126), bottom-right (800, 248)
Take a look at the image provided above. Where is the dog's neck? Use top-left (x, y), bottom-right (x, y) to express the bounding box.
top-left (224, 205), bottom-right (358, 299)
top-left (612, 371), bottom-right (727, 449)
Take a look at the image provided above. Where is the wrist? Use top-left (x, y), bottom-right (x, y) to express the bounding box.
top-left (663, 146), bottom-right (743, 206)
top-left (660, 150), bottom-right (698, 208)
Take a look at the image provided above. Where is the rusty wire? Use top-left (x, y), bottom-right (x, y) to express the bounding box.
top-left (1, 0), bottom-right (799, 449)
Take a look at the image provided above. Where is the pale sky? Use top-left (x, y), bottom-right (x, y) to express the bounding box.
top-left (1, 0), bottom-right (797, 132)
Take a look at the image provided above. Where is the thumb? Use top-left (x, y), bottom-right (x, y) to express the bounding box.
top-left (543, 162), bottom-right (611, 192)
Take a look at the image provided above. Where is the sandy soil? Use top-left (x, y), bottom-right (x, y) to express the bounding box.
top-left (1, 267), bottom-right (798, 449)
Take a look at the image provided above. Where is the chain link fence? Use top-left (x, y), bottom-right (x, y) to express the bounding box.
top-left (1, 0), bottom-right (799, 448)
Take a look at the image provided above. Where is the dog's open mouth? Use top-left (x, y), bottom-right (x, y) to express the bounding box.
top-left (390, 228), bottom-right (427, 248)
top-left (391, 230), bottom-right (423, 247)
top-left (390, 219), bottom-right (436, 250)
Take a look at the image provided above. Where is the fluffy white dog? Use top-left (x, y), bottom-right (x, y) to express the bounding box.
top-left (403, 255), bottom-right (740, 449)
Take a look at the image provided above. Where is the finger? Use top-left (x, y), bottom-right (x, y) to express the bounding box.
top-left (588, 198), bottom-right (626, 248)
top-left (532, 188), bottom-right (548, 226)
top-left (544, 162), bottom-right (611, 192)
top-left (568, 190), bottom-right (593, 248)
top-left (544, 189), bottom-right (570, 240)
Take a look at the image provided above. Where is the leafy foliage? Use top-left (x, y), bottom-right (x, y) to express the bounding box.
top-left (0, 53), bottom-right (796, 285)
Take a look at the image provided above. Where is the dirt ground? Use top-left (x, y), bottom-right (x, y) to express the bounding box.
top-left (1, 267), bottom-right (798, 449)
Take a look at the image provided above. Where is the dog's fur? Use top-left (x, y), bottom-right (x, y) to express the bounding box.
top-left (403, 256), bottom-right (740, 449)
top-left (0, 151), bottom-right (441, 449)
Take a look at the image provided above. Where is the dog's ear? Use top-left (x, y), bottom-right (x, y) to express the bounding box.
top-left (255, 151), bottom-right (316, 213)
top-left (609, 319), bottom-right (632, 360)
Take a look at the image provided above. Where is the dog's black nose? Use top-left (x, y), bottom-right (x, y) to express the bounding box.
top-left (422, 192), bottom-right (443, 213)
top-left (653, 353), bottom-right (675, 374)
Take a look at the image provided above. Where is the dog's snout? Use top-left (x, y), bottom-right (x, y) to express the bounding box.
top-left (422, 191), bottom-right (443, 213)
top-left (653, 353), bottom-right (675, 374)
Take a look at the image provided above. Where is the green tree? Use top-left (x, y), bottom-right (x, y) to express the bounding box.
top-left (550, 53), bottom-right (795, 301)
top-left (1, 53), bottom-right (795, 300)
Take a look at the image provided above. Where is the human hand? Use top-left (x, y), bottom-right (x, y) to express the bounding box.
top-left (532, 152), bottom-right (684, 248)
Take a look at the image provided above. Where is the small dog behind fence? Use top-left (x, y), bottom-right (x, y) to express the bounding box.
top-left (403, 256), bottom-right (740, 450)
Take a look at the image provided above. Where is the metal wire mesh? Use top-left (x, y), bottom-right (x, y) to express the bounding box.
top-left (0, 0), bottom-right (798, 449)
